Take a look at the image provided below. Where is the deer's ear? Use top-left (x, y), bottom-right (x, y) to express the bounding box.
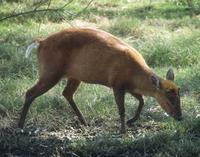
top-left (151, 75), bottom-right (160, 88)
top-left (166, 67), bottom-right (174, 81)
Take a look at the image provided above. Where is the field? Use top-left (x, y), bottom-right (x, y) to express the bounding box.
top-left (0, 0), bottom-right (200, 156)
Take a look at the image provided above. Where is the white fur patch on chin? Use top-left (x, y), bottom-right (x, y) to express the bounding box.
top-left (164, 112), bottom-right (169, 117)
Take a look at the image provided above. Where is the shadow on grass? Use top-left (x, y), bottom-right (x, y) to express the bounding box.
top-left (0, 127), bottom-right (164, 157)
top-left (1, 118), bottom-right (200, 157)
top-left (0, 127), bottom-right (64, 157)
top-left (85, 4), bottom-right (200, 20)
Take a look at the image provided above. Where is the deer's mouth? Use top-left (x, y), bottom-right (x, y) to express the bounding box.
top-left (166, 102), bottom-right (182, 121)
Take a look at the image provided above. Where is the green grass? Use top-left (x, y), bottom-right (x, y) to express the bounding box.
top-left (0, 0), bottom-right (200, 156)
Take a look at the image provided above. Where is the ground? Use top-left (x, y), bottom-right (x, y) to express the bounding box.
top-left (0, 0), bottom-right (200, 156)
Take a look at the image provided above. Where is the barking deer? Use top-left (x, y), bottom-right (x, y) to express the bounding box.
top-left (18, 28), bottom-right (182, 133)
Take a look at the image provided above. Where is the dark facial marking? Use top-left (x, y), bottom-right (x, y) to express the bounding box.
top-left (166, 89), bottom-right (180, 106)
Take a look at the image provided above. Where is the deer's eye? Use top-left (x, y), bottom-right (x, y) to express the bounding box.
top-left (167, 89), bottom-right (177, 97)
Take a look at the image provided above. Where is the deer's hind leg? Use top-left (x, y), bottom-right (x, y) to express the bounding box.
top-left (18, 71), bottom-right (62, 128)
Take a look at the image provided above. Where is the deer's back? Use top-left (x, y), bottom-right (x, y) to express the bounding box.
top-left (38, 28), bottom-right (149, 87)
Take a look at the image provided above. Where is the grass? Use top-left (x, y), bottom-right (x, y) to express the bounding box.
top-left (0, 0), bottom-right (200, 156)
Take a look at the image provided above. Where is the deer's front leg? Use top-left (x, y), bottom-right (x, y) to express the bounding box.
top-left (127, 93), bottom-right (144, 127)
top-left (113, 88), bottom-right (126, 134)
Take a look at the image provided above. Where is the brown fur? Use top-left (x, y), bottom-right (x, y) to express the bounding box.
top-left (18, 28), bottom-right (182, 133)
top-left (38, 28), bottom-right (151, 87)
